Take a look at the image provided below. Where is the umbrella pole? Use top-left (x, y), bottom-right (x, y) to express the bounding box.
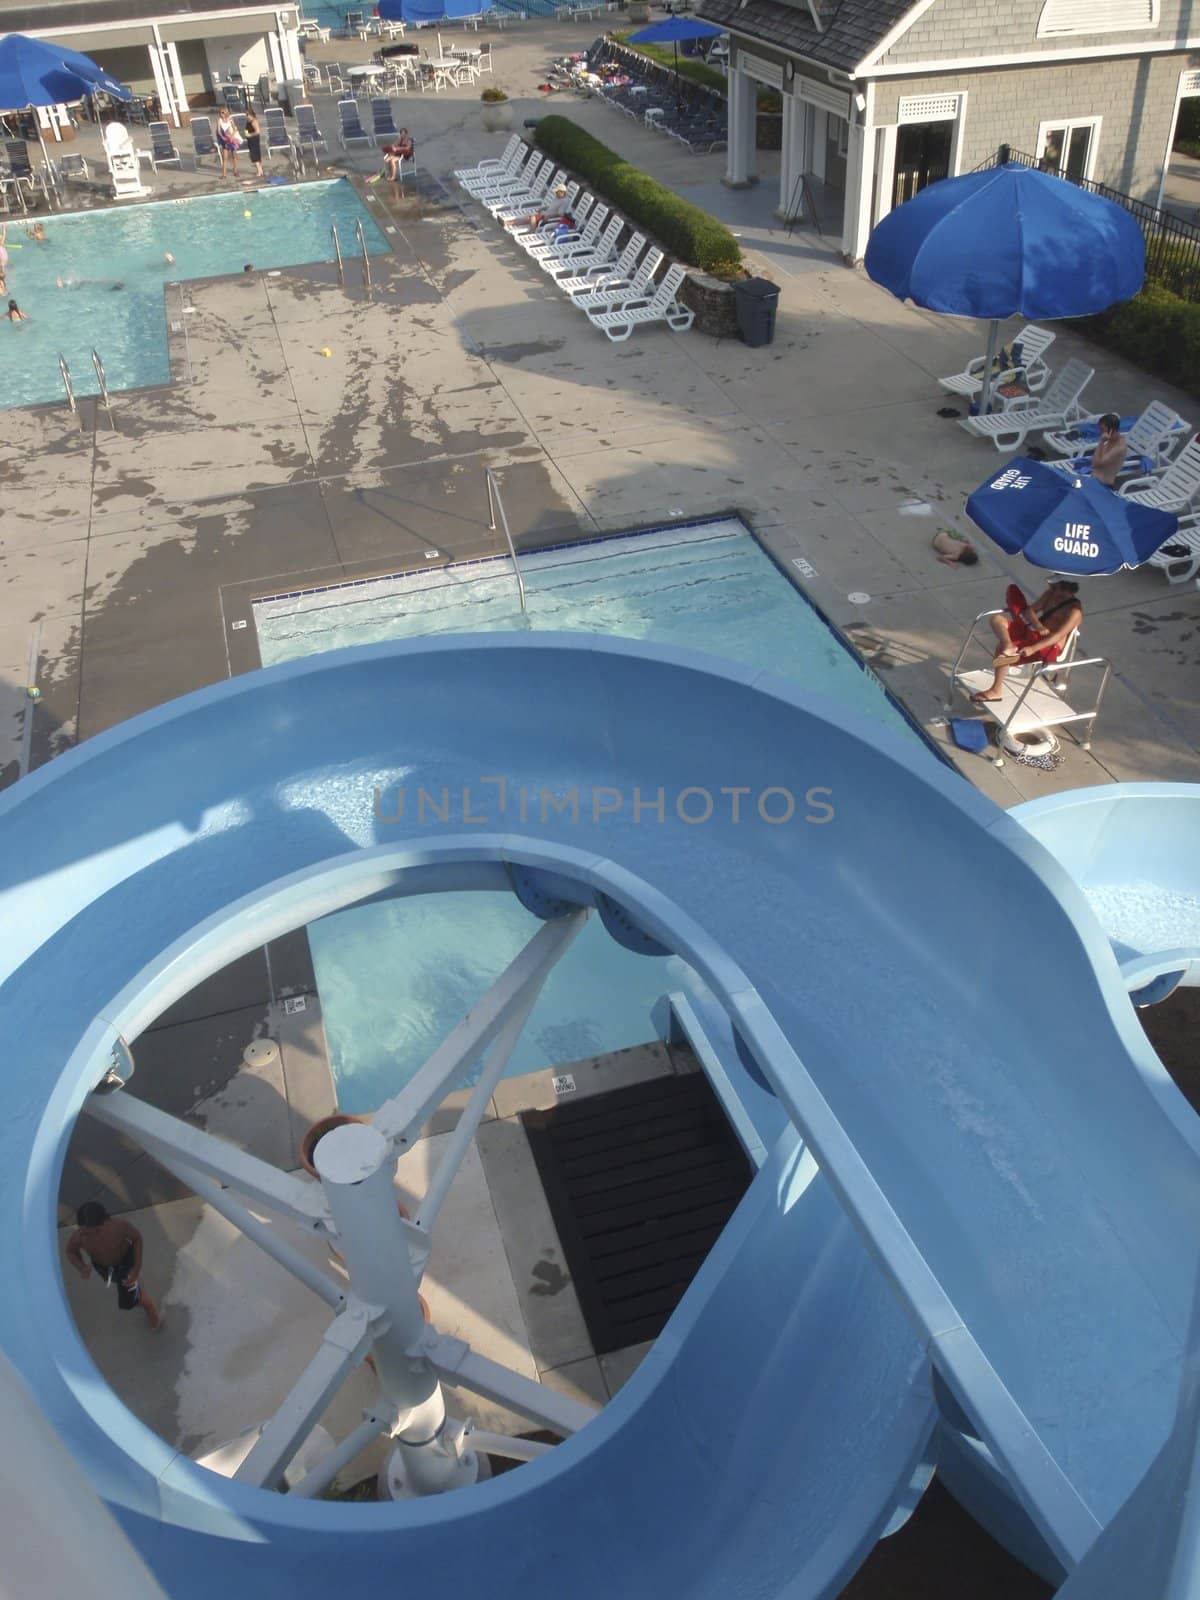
top-left (674, 41), bottom-right (680, 112)
top-left (977, 318), bottom-right (1000, 416)
top-left (30, 103), bottom-right (58, 211)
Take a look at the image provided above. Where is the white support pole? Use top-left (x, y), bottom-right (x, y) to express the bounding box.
top-left (415, 928), bottom-right (577, 1231)
top-left (425, 1331), bottom-right (598, 1436)
top-left (316, 1122), bottom-right (478, 1496)
top-left (163, 1154), bottom-right (346, 1312)
top-left (148, 26), bottom-right (176, 127)
top-left (724, 66), bottom-right (758, 188)
top-left (288, 1409), bottom-right (395, 1499)
top-left (86, 1091), bottom-right (331, 1233)
top-left (846, 99), bottom-right (877, 262)
top-left (234, 1300), bottom-right (375, 1488)
top-left (466, 1429), bottom-right (553, 1463)
top-left (776, 93), bottom-right (804, 222)
top-left (373, 911), bottom-right (588, 1150)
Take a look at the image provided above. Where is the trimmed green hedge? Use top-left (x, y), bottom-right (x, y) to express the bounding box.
top-left (532, 115), bottom-right (742, 276)
top-left (1083, 283), bottom-right (1200, 400)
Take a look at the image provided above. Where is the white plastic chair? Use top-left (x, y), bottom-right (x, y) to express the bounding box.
top-left (574, 248), bottom-right (664, 312)
top-left (1044, 401), bottom-right (1185, 478)
top-left (939, 326), bottom-right (1056, 401)
top-left (1144, 511), bottom-right (1200, 583)
top-left (1120, 435), bottom-right (1200, 512)
top-left (585, 263), bottom-right (695, 342)
top-left (555, 230), bottom-right (644, 292)
top-left (958, 359), bottom-right (1095, 451)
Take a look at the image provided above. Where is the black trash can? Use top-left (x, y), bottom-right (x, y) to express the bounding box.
top-left (733, 276), bottom-right (780, 348)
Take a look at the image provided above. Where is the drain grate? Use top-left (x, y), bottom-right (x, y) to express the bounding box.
top-left (522, 1073), bottom-right (752, 1355)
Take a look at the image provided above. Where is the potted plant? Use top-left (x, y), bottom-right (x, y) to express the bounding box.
top-left (480, 86), bottom-right (513, 133)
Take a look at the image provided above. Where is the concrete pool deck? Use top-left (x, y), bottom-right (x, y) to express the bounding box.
top-left (9, 22), bottom-right (1195, 1596)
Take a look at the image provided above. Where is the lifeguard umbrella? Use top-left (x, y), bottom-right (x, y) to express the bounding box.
top-left (966, 456), bottom-right (1177, 576)
top-left (865, 160), bottom-right (1145, 415)
top-left (0, 34), bottom-right (130, 204)
top-left (627, 15), bottom-right (723, 108)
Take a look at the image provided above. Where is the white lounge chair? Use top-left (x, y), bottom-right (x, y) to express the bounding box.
top-left (523, 199), bottom-right (603, 261)
top-left (1120, 435), bottom-right (1200, 512)
top-left (940, 325), bottom-right (1056, 402)
top-left (510, 181), bottom-right (580, 241)
top-left (455, 134), bottom-right (522, 188)
top-left (958, 359), bottom-right (1095, 451)
top-left (586, 263), bottom-right (695, 342)
top-left (1044, 400), bottom-right (1186, 479)
top-left (573, 247), bottom-right (663, 312)
top-left (489, 166), bottom-right (566, 221)
top-left (555, 231), bottom-right (645, 293)
top-left (471, 148), bottom-right (544, 199)
top-left (1145, 511), bottom-right (1200, 583)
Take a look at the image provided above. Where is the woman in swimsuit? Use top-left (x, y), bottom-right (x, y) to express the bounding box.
top-left (243, 106), bottom-right (265, 178)
top-left (216, 108), bottom-right (242, 179)
top-left (972, 580), bottom-right (1082, 702)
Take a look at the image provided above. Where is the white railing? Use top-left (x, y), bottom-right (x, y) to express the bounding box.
top-left (485, 466), bottom-right (527, 613)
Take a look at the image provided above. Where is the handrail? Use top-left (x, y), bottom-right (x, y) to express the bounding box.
top-left (485, 467), bottom-right (527, 614)
top-left (91, 348), bottom-right (111, 410)
top-left (58, 353), bottom-right (76, 414)
top-left (354, 217), bottom-right (372, 290)
top-left (330, 220), bottom-right (344, 285)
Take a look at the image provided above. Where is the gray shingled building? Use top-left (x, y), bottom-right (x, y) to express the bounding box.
top-left (695, 0), bottom-right (1200, 259)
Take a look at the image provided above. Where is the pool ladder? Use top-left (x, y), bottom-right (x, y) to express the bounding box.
top-left (59, 350), bottom-right (114, 424)
top-left (486, 467), bottom-right (527, 615)
top-left (330, 221), bottom-right (373, 292)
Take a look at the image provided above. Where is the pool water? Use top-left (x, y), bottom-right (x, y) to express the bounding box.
top-left (254, 520), bottom-right (928, 1112)
top-left (1, 180), bottom-right (389, 409)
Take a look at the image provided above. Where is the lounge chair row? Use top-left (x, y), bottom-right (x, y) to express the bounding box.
top-left (454, 137), bottom-right (694, 342)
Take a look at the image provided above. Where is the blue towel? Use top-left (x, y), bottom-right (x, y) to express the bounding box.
top-left (949, 718), bottom-right (989, 753)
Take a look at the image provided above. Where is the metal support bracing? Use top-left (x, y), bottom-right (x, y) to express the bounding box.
top-left (85, 1092), bottom-right (331, 1233)
top-left (425, 1331), bottom-right (599, 1436)
top-left (234, 1299), bottom-right (376, 1488)
top-left (288, 1409), bottom-right (396, 1499)
top-left (466, 1429), bottom-right (553, 1463)
top-left (159, 1155), bottom-right (346, 1313)
top-left (416, 984), bottom-right (542, 1232)
top-left (373, 911), bottom-right (588, 1148)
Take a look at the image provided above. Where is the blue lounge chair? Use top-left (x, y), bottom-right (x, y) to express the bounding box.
top-left (337, 98), bottom-right (375, 148)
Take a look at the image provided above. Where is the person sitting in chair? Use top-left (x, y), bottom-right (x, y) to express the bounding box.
top-left (1089, 412), bottom-right (1128, 487)
top-left (370, 129), bottom-right (414, 191)
top-left (971, 580), bottom-right (1082, 702)
top-left (505, 184), bottom-right (570, 232)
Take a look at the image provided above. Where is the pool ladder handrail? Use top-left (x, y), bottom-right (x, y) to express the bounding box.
top-left (354, 217), bottom-right (372, 291)
top-left (485, 467), bottom-right (527, 614)
top-left (58, 353), bottom-right (76, 414)
top-left (91, 349), bottom-right (112, 412)
top-left (330, 220), bottom-right (345, 286)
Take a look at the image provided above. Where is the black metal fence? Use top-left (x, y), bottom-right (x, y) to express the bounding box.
top-left (986, 144), bottom-right (1200, 303)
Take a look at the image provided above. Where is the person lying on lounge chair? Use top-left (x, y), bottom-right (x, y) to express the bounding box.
top-left (504, 185), bottom-right (570, 232)
top-left (971, 580), bottom-right (1082, 702)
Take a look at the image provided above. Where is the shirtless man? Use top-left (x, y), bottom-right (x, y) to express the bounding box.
top-left (65, 1202), bottom-right (163, 1330)
top-left (1090, 412), bottom-right (1128, 487)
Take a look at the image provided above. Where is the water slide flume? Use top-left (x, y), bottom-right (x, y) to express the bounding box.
top-left (0, 636), bottom-right (1197, 1596)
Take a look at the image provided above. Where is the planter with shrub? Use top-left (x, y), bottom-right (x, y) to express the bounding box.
top-left (480, 87), bottom-right (513, 133)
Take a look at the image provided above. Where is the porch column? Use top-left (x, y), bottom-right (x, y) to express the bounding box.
top-left (723, 65), bottom-right (758, 188)
top-left (776, 91), bottom-right (806, 221)
top-left (148, 27), bottom-right (177, 127)
top-left (163, 38), bottom-right (190, 125)
top-left (842, 113), bottom-right (876, 260)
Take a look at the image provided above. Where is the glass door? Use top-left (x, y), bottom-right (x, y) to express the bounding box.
top-left (1038, 120), bottom-right (1097, 182)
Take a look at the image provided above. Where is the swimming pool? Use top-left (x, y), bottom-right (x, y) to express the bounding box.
top-left (1, 180), bottom-right (389, 410)
top-left (254, 520), bottom-right (931, 1111)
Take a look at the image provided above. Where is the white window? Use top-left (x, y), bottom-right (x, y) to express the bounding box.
top-left (1036, 117), bottom-right (1101, 182)
top-left (1037, 0), bottom-right (1157, 36)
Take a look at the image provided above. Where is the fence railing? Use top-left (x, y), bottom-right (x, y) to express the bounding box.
top-left (985, 144), bottom-right (1200, 303)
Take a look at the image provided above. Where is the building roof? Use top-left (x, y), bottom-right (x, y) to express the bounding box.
top-left (695, 0), bottom-right (915, 75)
top-left (0, 0), bottom-right (282, 32)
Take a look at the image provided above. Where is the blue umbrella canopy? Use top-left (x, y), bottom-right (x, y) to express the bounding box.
top-left (0, 33), bottom-right (130, 111)
top-left (866, 161), bottom-right (1145, 413)
top-left (626, 16), bottom-right (723, 42)
top-left (866, 161), bottom-right (1144, 319)
top-left (966, 457), bottom-right (1177, 576)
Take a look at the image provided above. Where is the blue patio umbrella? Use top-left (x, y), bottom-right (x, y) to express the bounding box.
top-left (966, 456), bottom-right (1177, 576)
top-left (865, 161), bottom-right (1145, 414)
top-left (627, 16), bottom-right (723, 107)
top-left (0, 34), bottom-right (130, 205)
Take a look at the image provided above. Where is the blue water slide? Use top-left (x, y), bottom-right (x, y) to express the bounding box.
top-left (1, 636), bottom-right (1199, 1596)
top-left (1011, 784), bottom-right (1200, 1004)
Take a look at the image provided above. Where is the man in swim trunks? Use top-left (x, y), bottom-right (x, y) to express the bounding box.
top-left (972, 580), bottom-right (1082, 701)
top-left (65, 1201), bottom-right (163, 1329)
